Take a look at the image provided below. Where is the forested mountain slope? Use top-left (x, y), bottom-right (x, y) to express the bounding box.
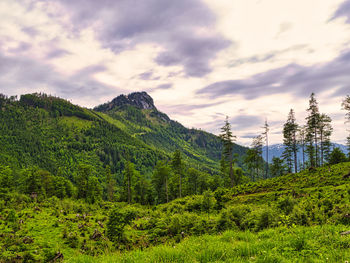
top-left (94, 91), bottom-right (246, 170)
top-left (0, 92), bottom-right (246, 178)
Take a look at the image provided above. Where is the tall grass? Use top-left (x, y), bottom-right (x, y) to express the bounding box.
top-left (67, 225), bottom-right (350, 263)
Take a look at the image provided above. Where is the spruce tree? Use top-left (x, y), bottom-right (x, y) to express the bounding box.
top-left (283, 109), bottom-right (299, 173)
top-left (106, 165), bottom-right (115, 201)
top-left (298, 125), bottom-right (306, 170)
top-left (219, 116), bottom-right (237, 187)
top-left (318, 113), bottom-right (332, 165)
top-left (306, 93), bottom-right (320, 167)
top-left (342, 95), bottom-right (350, 159)
top-left (262, 120), bottom-right (269, 179)
top-left (152, 161), bottom-right (171, 203)
top-left (123, 161), bottom-right (135, 204)
top-left (270, 157), bottom-right (286, 177)
top-left (171, 150), bottom-right (183, 198)
top-left (252, 135), bottom-right (264, 180)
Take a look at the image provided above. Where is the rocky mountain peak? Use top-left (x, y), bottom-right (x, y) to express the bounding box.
top-left (94, 91), bottom-right (156, 111)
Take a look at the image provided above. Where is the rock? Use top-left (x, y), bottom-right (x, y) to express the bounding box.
top-left (90, 229), bottom-right (102, 240)
top-left (23, 236), bottom-right (34, 244)
top-left (53, 251), bottom-right (63, 262)
top-left (340, 230), bottom-right (350, 235)
top-left (97, 221), bottom-right (104, 228)
top-left (94, 92), bottom-right (157, 111)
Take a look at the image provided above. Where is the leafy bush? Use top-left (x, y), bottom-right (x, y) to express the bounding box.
top-left (277, 196), bottom-right (296, 215)
top-left (107, 206), bottom-right (138, 243)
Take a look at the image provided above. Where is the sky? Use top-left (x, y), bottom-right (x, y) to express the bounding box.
top-left (1, 0), bottom-right (350, 146)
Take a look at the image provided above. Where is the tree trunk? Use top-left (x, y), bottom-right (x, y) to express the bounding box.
top-left (293, 132), bottom-right (297, 173)
top-left (179, 174), bottom-right (182, 198)
top-left (165, 176), bottom-right (169, 203)
top-left (320, 130), bottom-right (324, 166)
top-left (128, 174), bottom-right (131, 204)
top-left (314, 126), bottom-right (318, 167)
top-left (229, 159), bottom-right (234, 187)
top-left (266, 134), bottom-right (269, 179)
top-left (302, 138), bottom-right (305, 170)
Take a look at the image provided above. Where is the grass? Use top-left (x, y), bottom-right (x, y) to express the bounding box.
top-left (67, 225), bottom-right (350, 263)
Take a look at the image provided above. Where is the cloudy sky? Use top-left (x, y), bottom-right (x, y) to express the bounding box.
top-left (1, 0), bottom-right (350, 145)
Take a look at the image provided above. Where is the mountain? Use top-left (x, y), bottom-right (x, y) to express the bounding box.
top-left (263, 143), bottom-right (348, 163)
top-left (93, 91), bottom-right (247, 170)
top-left (0, 92), bottom-right (247, 178)
top-left (94, 91), bottom-right (157, 111)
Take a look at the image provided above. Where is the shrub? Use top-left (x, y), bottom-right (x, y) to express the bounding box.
top-left (107, 206), bottom-right (138, 243)
top-left (277, 196), bottom-right (296, 215)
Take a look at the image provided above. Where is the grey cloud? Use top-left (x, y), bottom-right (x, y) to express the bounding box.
top-left (0, 51), bottom-right (121, 105)
top-left (331, 0), bottom-right (350, 23)
top-left (228, 45), bottom-right (308, 67)
top-left (156, 33), bottom-right (230, 77)
top-left (137, 70), bottom-right (160, 81)
top-left (159, 101), bottom-right (223, 116)
top-left (46, 48), bottom-right (71, 59)
top-left (230, 115), bottom-right (264, 129)
top-left (7, 42), bottom-right (31, 53)
top-left (41, 0), bottom-right (231, 77)
top-left (167, 71), bottom-right (183, 78)
top-left (138, 71), bottom-right (154, 80)
top-left (333, 86), bottom-right (350, 97)
top-left (155, 83), bottom-right (172, 90)
top-left (240, 134), bottom-right (258, 139)
top-left (21, 26), bottom-right (39, 36)
top-left (198, 49), bottom-right (350, 100)
top-left (330, 112), bottom-right (346, 121)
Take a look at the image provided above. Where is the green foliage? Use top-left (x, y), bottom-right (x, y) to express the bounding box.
top-left (270, 157), bottom-right (286, 177)
top-left (329, 147), bottom-right (348, 165)
top-left (0, 162), bottom-right (350, 261)
top-left (277, 196), bottom-right (296, 215)
top-left (2, 92), bottom-right (350, 261)
top-left (107, 206), bottom-right (138, 243)
top-left (283, 109), bottom-right (299, 173)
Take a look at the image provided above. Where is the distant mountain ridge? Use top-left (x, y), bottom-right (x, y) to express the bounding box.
top-left (0, 92), bottom-right (248, 177)
top-left (262, 143), bottom-right (348, 163)
top-left (93, 91), bottom-right (247, 170)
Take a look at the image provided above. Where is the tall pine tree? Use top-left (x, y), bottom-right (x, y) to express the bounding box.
top-left (251, 135), bottom-right (264, 180)
top-left (219, 116), bottom-right (237, 187)
top-left (283, 109), bottom-right (299, 173)
top-left (342, 95), bottom-right (350, 159)
top-left (298, 125), bottom-right (306, 170)
top-left (318, 113), bottom-right (332, 165)
top-left (262, 120), bottom-right (269, 179)
top-left (306, 93), bottom-right (320, 167)
top-left (171, 150), bottom-right (183, 198)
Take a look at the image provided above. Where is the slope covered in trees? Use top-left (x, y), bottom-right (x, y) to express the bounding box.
top-left (0, 92), bottom-right (246, 175)
top-left (0, 92), bottom-right (249, 205)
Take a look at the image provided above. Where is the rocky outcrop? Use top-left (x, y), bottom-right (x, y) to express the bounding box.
top-left (94, 91), bottom-right (157, 111)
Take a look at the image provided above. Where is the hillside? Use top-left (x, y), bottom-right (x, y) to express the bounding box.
top-left (94, 92), bottom-right (246, 169)
top-left (0, 92), bottom-right (246, 178)
top-left (1, 162), bottom-right (350, 262)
